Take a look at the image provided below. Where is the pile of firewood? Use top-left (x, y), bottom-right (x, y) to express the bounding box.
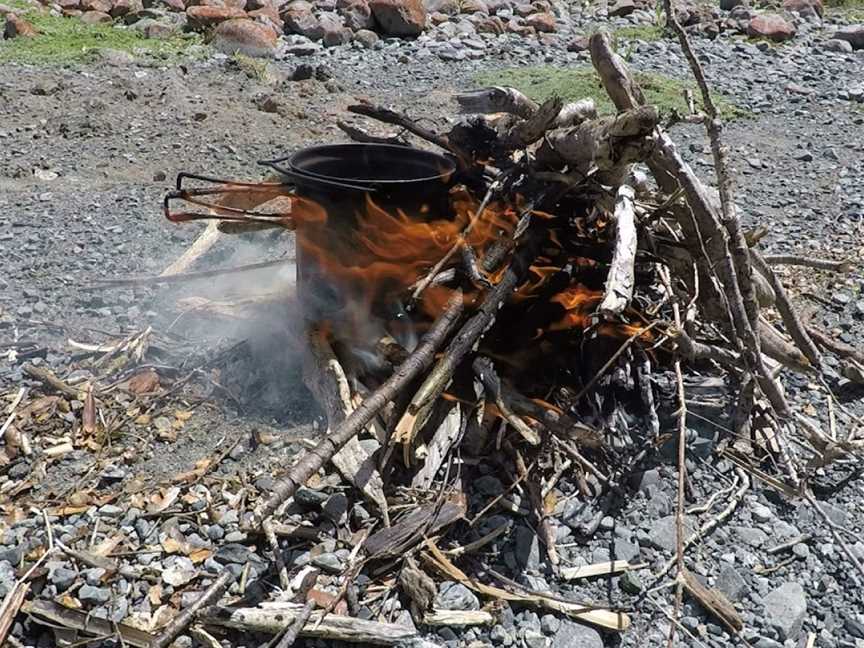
top-left (153, 24), bottom-right (864, 648)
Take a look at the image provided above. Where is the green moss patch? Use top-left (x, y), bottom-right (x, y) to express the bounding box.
top-left (0, 8), bottom-right (197, 64)
top-left (472, 65), bottom-right (747, 120)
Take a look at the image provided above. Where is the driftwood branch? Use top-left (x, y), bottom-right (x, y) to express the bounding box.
top-left (599, 185), bottom-right (637, 317)
top-left (249, 292), bottom-right (464, 528)
top-left (199, 603), bottom-right (417, 645)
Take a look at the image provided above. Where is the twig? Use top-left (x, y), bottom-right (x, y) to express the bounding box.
top-left (249, 292), bottom-right (464, 528)
top-left (347, 102), bottom-right (458, 159)
top-left (151, 571), bottom-right (234, 648)
top-left (264, 519), bottom-right (291, 592)
top-left (763, 255), bottom-right (852, 272)
top-left (88, 258), bottom-right (294, 289)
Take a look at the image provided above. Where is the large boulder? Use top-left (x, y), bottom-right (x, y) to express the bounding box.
top-left (111, 0), bottom-right (144, 18)
top-left (833, 24), bottom-right (864, 49)
top-left (368, 0), bottom-right (426, 35)
top-left (282, 0), bottom-right (324, 37)
top-left (524, 10), bottom-right (554, 31)
top-left (3, 13), bottom-right (39, 37)
top-left (747, 13), bottom-right (795, 41)
top-left (337, 0), bottom-right (373, 29)
top-left (212, 17), bottom-right (277, 56)
top-left (186, 4), bottom-right (246, 27)
top-left (782, 0), bottom-right (821, 17)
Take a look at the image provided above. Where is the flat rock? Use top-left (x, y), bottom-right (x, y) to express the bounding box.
top-left (550, 619), bottom-right (603, 648)
top-left (715, 564), bottom-right (749, 602)
top-left (78, 584), bottom-right (112, 604)
top-left (185, 5), bottom-right (247, 29)
top-left (212, 18), bottom-right (278, 57)
top-left (646, 515), bottom-right (695, 552)
top-left (368, 0), bottom-right (426, 35)
top-left (747, 14), bottom-right (795, 42)
top-left (833, 24), bottom-right (864, 49)
top-left (762, 582), bottom-right (806, 641)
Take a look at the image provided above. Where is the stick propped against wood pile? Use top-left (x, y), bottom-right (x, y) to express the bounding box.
top-left (599, 185), bottom-right (637, 317)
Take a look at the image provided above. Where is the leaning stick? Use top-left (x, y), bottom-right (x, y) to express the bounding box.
top-left (161, 221), bottom-right (221, 276)
top-left (806, 326), bottom-right (864, 365)
top-left (248, 293), bottom-right (464, 528)
top-left (750, 250), bottom-right (821, 369)
top-left (394, 243), bottom-right (539, 452)
top-left (151, 571), bottom-right (234, 648)
top-left (599, 185), bottom-right (637, 317)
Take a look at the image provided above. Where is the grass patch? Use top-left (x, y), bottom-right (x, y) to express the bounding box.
top-left (613, 24), bottom-right (664, 42)
top-left (825, 0), bottom-right (864, 20)
top-left (473, 65), bottom-right (748, 120)
top-left (0, 7), bottom-right (197, 64)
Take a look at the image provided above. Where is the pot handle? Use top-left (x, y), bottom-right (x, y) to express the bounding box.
top-left (258, 157), bottom-right (377, 193)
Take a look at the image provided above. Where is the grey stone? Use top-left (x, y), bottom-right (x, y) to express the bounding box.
top-left (98, 504), bottom-right (124, 518)
top-left (613, 538), bottom-right (641, 562)
top-left (0, 562), bottom-right (16, 598)
top-left (793, 543), bottom-right (810, 559)
top-left (833, 24), bottom-right (864, 49)
top-left (436, 581), bottom-right (480, 610)
top-left (732, 526), bottom-right (768, 547)
top-left (83, 568), bottom-right (106, 586)
top-left (523, 630), bottom-right (546, 648)
top-left (762, 582), bottom-right (806, 641)
top-left (491, 624), bottom-right (514, 645)
top-left (206, 525), bottom-right (225, 541)
top-left (540, 614), bottom-right (560, 635)
top-left (295, 487), bottom-right (328, 508)
top-left (224, 531), bottom-right (246, 543)
top-left (715, 565), bottom-right (748, 602)
top-left (0, 546), bottom-right (23, 567)
top-left (311, 552), bottom-right (343, 573)
top-left (822, 38), bottom-right (853, 53)
top-left (751, 503), bottom-right (773, 523)
top-left (550, 619), bottom-right (603, 648)
top-left (50, 566), bottom-right (77, 591)
top-left (620, 571), bottom-right (643, 594)
top-left (353, 28), bottom-right (379, 47)
top-left (323, 493), bottom-right (349, 524)
top-left (514, 526), bottom-right (541, 571)
top-left (79, 584), bottom-right (112, 604)
top-left (647, 515), bottom-right (695, 552)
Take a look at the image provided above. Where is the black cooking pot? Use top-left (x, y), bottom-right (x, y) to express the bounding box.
top-left (259, 143), bottom-right (457, 219)
top-left (259, 144), bottom-right (457, 326)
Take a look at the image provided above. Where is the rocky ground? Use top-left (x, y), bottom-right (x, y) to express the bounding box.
top-left (2, 1), bottom-right (864, 647)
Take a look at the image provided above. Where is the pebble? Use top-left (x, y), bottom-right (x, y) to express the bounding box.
top-left (436, 581), bottom-right (480, 610)
top-left (50, 566), bottom-right (77, 591)
top-left (762, 582), bottom-right (807, 641)
top-left (78, 584), bottom-right (112, 604)
top-left (540, 614), bottom-right (560, 635)
top-left (311, 552), bottom-right (343, 573)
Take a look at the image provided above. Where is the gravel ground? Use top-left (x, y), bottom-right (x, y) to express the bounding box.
top-left (1, 7), bottom-right (864, 648)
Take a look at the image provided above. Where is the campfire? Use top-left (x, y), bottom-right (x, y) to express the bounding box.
top-left (149, 30), bottom-right (864, 643)
top-left (9, 26), bottom-right (862, 648)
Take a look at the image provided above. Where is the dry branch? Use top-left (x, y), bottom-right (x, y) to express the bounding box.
top-left (763, 255), bottom-right (852, 273)
top-left (599, 185), bottom-right (637, 317)
top-left (423, 610), bottom-right (494, 626)
top-left (249, 293), bottom-right (464, 528)
top-left (199, 603), bottom-right (418, 645)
